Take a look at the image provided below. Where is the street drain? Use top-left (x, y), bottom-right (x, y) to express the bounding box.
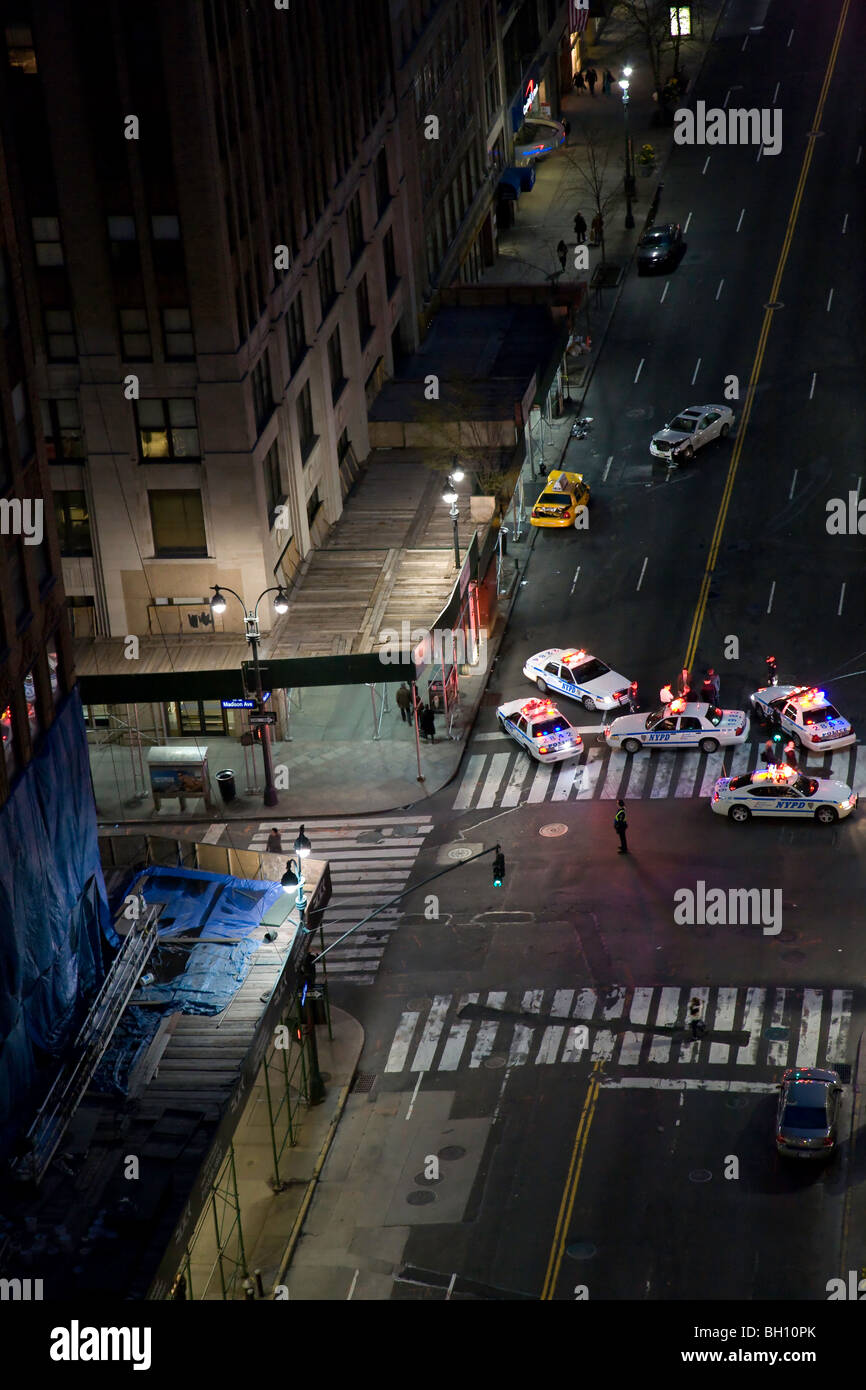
top-left (351, 1072), bottom-right (376, 1094)
top-left (439, 1146), bottom-right (466, 1161)
top-left (484, 1055), bottom-right (508, 1069)
top-left (539, 823), bottom-right (568, 837)
top-left (689, 1169), bottom-right (713, 1183)
top-left (566, 1241), bottom-right (597, 1260)
top-left (407, 1190), bottom-right (436, 1206)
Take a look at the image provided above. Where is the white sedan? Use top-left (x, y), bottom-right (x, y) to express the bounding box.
top-left (650, 404), bottom-right (734, 463)
top-left (604, 699), bottom-right (748, 754)
top-left (750, 684), bottom-right (855, 753)
top-left (496, 695), bottom-right (583, 763)
top-left (711, 764), bottom-right (858, 824)
top-left (523, 647), bottom-right (634, 711)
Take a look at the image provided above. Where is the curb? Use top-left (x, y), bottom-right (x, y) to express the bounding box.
top-left (839, 1025), bottom-right (866, 1280)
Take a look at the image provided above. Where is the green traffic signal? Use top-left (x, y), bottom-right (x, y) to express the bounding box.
top-left (492, 847), bottom-right (505, 887)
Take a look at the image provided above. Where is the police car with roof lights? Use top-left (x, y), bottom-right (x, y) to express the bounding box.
top-left (604, 698), bottom-right (748, 754)
top-left (496, 696), bottom-right (583, 763)
top-left (750, 684), bottom-right (856, 753)
top-left (710, 763), bottom-right (858, 824)
top-left (522, 648), bottom-right (634, 711)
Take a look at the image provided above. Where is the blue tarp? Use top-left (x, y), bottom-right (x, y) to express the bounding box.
top-left (0, 690), bottom-right (113, 1158)
top-left (497, 168), bottom-right (522, 200)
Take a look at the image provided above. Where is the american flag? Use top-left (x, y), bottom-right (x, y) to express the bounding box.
top-left (569, 0), bottom-right (590, 33)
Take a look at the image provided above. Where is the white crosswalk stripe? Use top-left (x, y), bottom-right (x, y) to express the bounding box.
top-left (451, 742), bottom-right (866, 811)
top-left (246, 814), bottom-right (433, 985)
top-left (382, 985), bottom-right (855, 1075)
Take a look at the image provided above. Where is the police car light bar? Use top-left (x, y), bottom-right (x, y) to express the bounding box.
top-left (521, 697), bottom-right (557, 718)
top-left (560, 649), bottom-right (587, 664)
top-left (669, 697), bottom-right (686, 713)
top-left (798, 688), bottom-right (826, 708)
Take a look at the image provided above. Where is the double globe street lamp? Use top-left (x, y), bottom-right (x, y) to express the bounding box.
top-left (621, 66), bottom-right (636, 230)
top-left (442, 464), bottom-right (465, 570)
top-left (279, 825), bottom-right (325, 1105)
top-left (210, 583), bottom-right (289, 807)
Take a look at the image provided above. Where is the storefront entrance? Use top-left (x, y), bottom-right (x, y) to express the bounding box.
top-left (166, 700), bottom-right (229, 737)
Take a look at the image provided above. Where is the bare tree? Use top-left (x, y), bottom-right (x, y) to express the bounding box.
top-left (609, 0), bottom-right (673, 98)
top-left (561, 123), bottom-right (622, 267)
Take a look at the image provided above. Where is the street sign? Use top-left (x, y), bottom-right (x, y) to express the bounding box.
top-left (221, 698), bottom-right (257, 710)
top-left (249, 711), bottom-right (277, 726)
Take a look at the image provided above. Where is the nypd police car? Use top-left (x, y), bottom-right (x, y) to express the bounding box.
top-left (711, 764), bottom-right (858, 824)
top-left (522, 648), bottom-right (633, 711)
top-left (604, 698), bottom-right (748, 754)
top-left (750, 684), bottom-right (855, 753)
top-left (496, 696), bottom-right (583, 763)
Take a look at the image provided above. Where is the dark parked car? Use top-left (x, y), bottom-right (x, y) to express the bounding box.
top-left (775, 1067), bottom-right (843, 1160)
top-left (636, 222), bottom-right (683, 274)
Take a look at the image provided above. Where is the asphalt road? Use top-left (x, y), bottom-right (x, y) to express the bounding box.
top-left (325, 0), bottom-right (866, 1313)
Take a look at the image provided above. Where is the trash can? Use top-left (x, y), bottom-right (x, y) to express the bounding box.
top-left (216, 769), bottom-right (237, 804)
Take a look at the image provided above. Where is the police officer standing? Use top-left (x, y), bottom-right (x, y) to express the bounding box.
top-left (614, 799), bottom-right (629, 854)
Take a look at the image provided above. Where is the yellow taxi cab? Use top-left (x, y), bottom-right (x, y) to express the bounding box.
top-left (530, 470), bottom-right (591, 528)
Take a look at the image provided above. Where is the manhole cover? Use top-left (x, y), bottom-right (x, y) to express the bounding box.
top-left (763, 300), bottom-right (784, 310)
top-left (447, 846), bottom-right (475, 861)
top-left (539, 823), bottom-right (568, 837)
top-left (781, 949), bottom-right (806, 963)
top-left (726, 1096), bottom-right (748, 1109)
top-left (484, 1055), bottom-right (508, 1069)
top-left (566, 1241), bottom-right (597, 1260)
top-left (406, 1190), bottom-right (436, 1206)
top-left (689, 1169), bottom-right (713, 1183)
top-left (414, 1171), bottom-right (441, 1186)
top-left (438, 1146), bottom-right (466, 1161)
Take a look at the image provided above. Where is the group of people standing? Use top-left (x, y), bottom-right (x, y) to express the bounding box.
top-left (659, 667), bottom-right (721, 707)
top-left (573, 210), bottom-right (603, 246)
top-left (573, 66), bottom-right (615, 97)
top-left (396, 682), bottom-right (437, 742)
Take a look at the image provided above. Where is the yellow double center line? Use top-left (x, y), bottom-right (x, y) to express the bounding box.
top-left (683, 0), bottom-right (851, 673)
top-left (541, 1063), bottom-right (602, 1300)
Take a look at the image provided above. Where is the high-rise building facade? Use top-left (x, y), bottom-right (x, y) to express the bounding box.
top-left (0, 0), bottom-right (411, 651)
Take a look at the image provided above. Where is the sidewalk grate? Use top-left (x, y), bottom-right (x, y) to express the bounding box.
top-left (351, 1071), bottom-right (377, 1094)
top-left (836, 1064), bottom-right (852, 1084)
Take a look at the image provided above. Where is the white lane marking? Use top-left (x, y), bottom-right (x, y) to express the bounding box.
top-left (591, 1030), bottom-right (616, 1061)
top-left (468, 991), bottom-right (507, 1067)
top-left (636, 556), bottom-right (648, 590)
top-left (837, 583), bottom-right (846, 616)
top-left (723, 88), bottom-right (731, 109)
top-left (405, 1069), bottom-right (425, 1120)
top-left (602, 985), bottom-right (627, 1020)
top-left (726, 742), bottom-right (752, 778)
top-left (575, 757), bottom-right (604, 800)
top-left (625, 754), bottom-right (653, 797)
top-left (702, 156), bottom-right (710, 174)
top-left (678, 986), bottom-right (710, 1063)
top-left (766, 579), bottom-right (776, 614)
top-left (660, 281), bottom-right (670, 304)
top-left (756, 143), bottom-right (763, 163)
top-left (649, 987), bottom-right (680, 1063)
top-left (842, 212), bottom-right (849, 233)
top-left (736, 208), bottom-right (745, 233)
top-left (797, 988), bottom-right (822, 1067)
top-left (741, 34), bottom-right (749, 52)
top-left (574, 988), bottom-right (598, 1020)
top-left (201, 823), bottom-right (224, 844)
top-left (508, 1025), bottom-right (534, 1067)
top-left (709, 988), bottom-right (738, 1064)
top-left (601, 1078), bottom-right (778, 1093)
top-left (385, 1011), bottom-right (420, 1072)
top-left (649, 755), bottom-right (677, 798)
top-left (736, 988), bottom-right (766, 1065)
top-left (715, 279), bottom-right (724, 301)
top-left (766, 989), bottom-right (790, 1067)
top-left (630, 988), bottom-right (654, 1025)
top-left (347, 1269), bottom-right (360, 1300)
top-left (537, 1025), bottom-right (565, 1065)
top-left (439, 993), bottom-right (480, 1071)
top-left (562, 1024), bottom-right (589, 1064)
top-left (552, 759), bottom-right (581, 801)
top-left (445, 1273), bottom-right (457, 1301)
top-left (699, 751), bottom-right (724, 798)
top-left (619, 1030), bottom-right (644, 1065)
top-left (526, 761), bottom-right (553, 803)
top-left (552, 989), bottom-right (575, 1018)
top-left (788, 468), bottom-right (798, 499)
top-left (500, 754), bottom-right (531, 808)
top-left (474, 731), bottom-right (510, 742)
top-left (675, 752), bottom-right (702, 798)
top-left (634, 357), bottom-right (645, 383)
top-left (411, 995), bottom-right (451, 1071)
top-left (827, 287), bottom-right (834, 312)
top-left (772, 80), bottom-right (780, 104)
top-left (857, 148), bottom-right (863, 166)
top-left (856, 476), bottom-right (862, 499)
top-left (476, 751), bottom-right (511, 809)
top-left (602, 454), bottom-right (613, 481)
top-left (599, 753), bottom-right (628, 799)
top-left (691, 356), bottom-right (702, 385)
top-left (787, 27), bottom-right (794, 47)
top-left (683, 211), bottom-right (693, 234)
top-left (826, 990), bottom-right (853, 1064)
top-left (570, 564), bottom-right (581, 595)
top-left (453, 754), bottom-right (485, 810)
top-left (809, 372), bottom-right (817, 399)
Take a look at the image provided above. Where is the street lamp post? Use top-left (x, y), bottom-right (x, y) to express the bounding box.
top-left (442, 466), bottom-right (464, 570)
top-left (280, 825), bottom-right (325, 1106)
top-left (210, 583), bottom-right (289, 808)
top-left (621, 68), bottom-right (635, 230)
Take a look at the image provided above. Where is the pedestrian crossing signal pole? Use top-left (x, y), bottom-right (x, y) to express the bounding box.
top-left (493, 846), bottom-right (505, 887)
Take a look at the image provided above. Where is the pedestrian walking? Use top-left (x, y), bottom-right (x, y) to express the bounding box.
top-left (573, 211), bottom-right (587, 244)
top-left (627, 680), bottom-right (640, 714)
top-left (585, 66), bottom-right (597, 96)
top-left (396, 682), bottom-right (412, 723)
top-left (688, 997), bottom-right (706, 1039)
top-left (556, 239), bottom-right (568, 271)
top-left (603, 69), bottom-right (614, 95)
top-left (614, 799), bottom-right (629, 854)
top-left (419, 704), bottom-right (436, 743)
top-left (590, 213), bottom-right (603, 246)
top-left (574, 69), bottom-right (585, 94)
top-left (265, 827), bottom-right (282, 853)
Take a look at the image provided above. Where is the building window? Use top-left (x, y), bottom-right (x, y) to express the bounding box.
top-left (151, 214), bottom-right (184, 273)
top-left (32, 216), bottom-right (63, 267)
top-left (162, 307), bottom-right (194, 359)
top-left (306, 486), bottom-right (321, 529)
top-left (41, 398), bottom-right (85, 461)
top-left (12, 382), bottom-right (33, 462)
top-left (6, 538), bottom-right (30, 625)
top-left (107, 214), bottom-right (139, 272)
top-left (375, 149), bottom-right (390, 217)
top-left (347, 192), bottom-right (364, 266)
top-left (149, 489), bottom-right (207, 557)
top-left (251, 353), bottom-right (273, 434)
top-left (327, 325), bottom-right (346, 403)
top-left (67, 595), bottom-right (96, 638)
top-left (317, 239), bottom-right (336, 320)
top-left (263, 439), bottom-right (283, 523)
top-left (43, 308), bottom-right (77, 361)
top-left (136, 399), bottom-right (200, 461)
top-left (151, 214), bottom-right (180, 241)
top-left (383, 227), bottom-right (399, 296)
top-left (119, 307), bottom-right (152, 360)
top-left (6, 24), bottom-right (37, 73)
top-left (54, 490), bottom-right (92, 556)
top-left (286, 294), bottom-right (306, 372)
top-left (356, 275), bottom-right (373, 344)
top-left (296, 381), bottom-right (315, 460)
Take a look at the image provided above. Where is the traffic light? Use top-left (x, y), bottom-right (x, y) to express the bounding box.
top-left (492, 847), bottom-right (505, 888)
